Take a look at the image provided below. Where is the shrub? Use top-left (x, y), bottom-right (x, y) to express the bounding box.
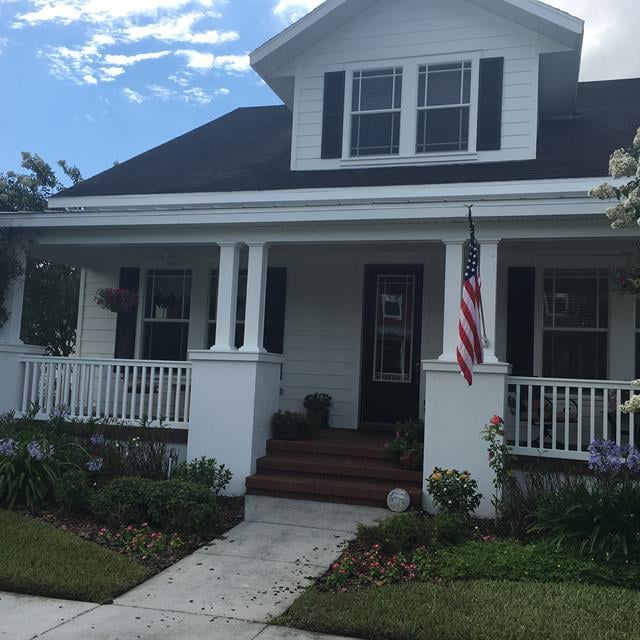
top-left (0, 436), bottom-right (62, 508)
top-left (356, 512), bottom-right (465, 555)
top-left (175, 457), bottom-right (232, 495)
top-left (271, 411), bottom-right (312, 440)
top-left (427, 467), bottom-right (481, 517)
top-left (90, 476), bottom-right (152, 526)
top-left (529, 482), bottom-right (640, 561)
top-left (146, 480), bottom-right (219, 533)
top-left (54, 468), bottom-right (92, 512)
top-left (90, 477), bottom-right (218, 533)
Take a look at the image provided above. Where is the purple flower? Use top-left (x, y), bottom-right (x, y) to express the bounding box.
top-left (0, 438), bottom-right (17, 457)
top-left (90, 433), bottom-right (105, 447)
top-left (86, 457), bottom-right (104, 473)
top-left (624, 446), bottom-right (640, 474)
top-left (588, 439), bottom-right (622, 475)
top-left (27, 441), bottom-right (54, 461)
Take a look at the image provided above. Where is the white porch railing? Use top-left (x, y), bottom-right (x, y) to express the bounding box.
top-left (505, 376), bottom-right (637, 461)
top-left (19, 356), bottom-right (192, 426)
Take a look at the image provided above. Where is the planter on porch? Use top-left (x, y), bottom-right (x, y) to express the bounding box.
top-left (271, 411), bottom-right (312, 440)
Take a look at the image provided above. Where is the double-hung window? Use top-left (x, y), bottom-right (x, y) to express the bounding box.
top-left (417, 61), bottom-right (471, 153)
top-left (142, 269), bottom-right (192, 361)
top-left (542, 269), bottom-right (608, 380)
top-left (350, 67), bottom-right (402, 157)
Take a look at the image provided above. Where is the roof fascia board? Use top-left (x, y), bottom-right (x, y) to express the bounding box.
top-left (47, 177), bottom-right (610, 212)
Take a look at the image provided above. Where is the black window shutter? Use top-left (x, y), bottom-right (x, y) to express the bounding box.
top-left (321, 71), bottom-right (346, 159)
top-left (114, 267), bottom-right (140, 359)
top-left (506, 267), bottom-right (535, 376)
top-left (476, 57), bottom-right (504, 151)
top-left (264, 268), bottom-right (287, 354)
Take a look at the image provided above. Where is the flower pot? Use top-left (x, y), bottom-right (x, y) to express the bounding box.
top-left (307, 408), bottom-right (330, 429)
top-left (399, 452), bottom-right (421, 470)
top-left (271, 412), bottom-right (312, 441)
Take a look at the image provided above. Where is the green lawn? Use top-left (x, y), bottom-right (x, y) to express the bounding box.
top-left (0, 510), bottom-right (151, 603)
top-left (278, 580), bottom-right (640, 640)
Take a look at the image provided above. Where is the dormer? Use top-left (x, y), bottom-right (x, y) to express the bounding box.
top-left (251, 0), bottom-right (584, 171)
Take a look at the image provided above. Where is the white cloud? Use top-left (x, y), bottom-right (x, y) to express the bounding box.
top-left (273, 0), bottom-right (322, 25)
top-left (103, 50), bottom-right (171, 66)
top-left (215, 86), bottom-right (230, 95)
top-left (122, 86), bottom-right (145, 103)
top-left (121, 12), bottom-right (238, 45)
top-left (13, 0), bottom-right (224, 28)
top-left (175, 48), bottom-right (249, 72)
top-left (101, 66), bottom-right (125, 78)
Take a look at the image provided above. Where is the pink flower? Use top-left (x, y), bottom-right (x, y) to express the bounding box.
top-left (490, 415), bottom-right (503, 426)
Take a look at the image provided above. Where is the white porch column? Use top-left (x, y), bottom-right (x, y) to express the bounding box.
top-left (0, 249), bottom-right (26, 345)
top-left (439, 240), bottom-right (465, 361)
top-left (240, 242), bottom-right (269, 354)
top-left (187, 351), bottom-right (283, 495)
top-left (0, 252), bottom-right (44, 414)
top-left (479, 240), bottom-right (500, 364)
top-left (211, 242), bottom-right (240, 352)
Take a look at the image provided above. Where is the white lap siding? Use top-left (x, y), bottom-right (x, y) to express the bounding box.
top-left (75, 268), bottom-right (119, 358)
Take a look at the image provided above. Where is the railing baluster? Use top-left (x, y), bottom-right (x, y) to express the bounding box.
top-left (104, 364), bottom-right (112, 419)
top-left (165, 367), bottom-right (173, 421)
top-left (539, 384), bottom-right (545, 449)
top-left (173, 367), bottom-right (182, 425)
top-left (78, 362), bottom-right (87, 418)
top-left (616, 389), bottom-right (622, 446)
top-left (21, 360), bottom-right (31, 412)
top-left (96, 364), bottom-right (104, 419)
top-left (130, 366), bottom-right (138, 421)
top-left (577, 387), bottom-right (583, 452)
top-left (45, 362), bottom-right (55, 416)
top-left (122, 366), bottom-right (130, 422)
top-left (113, 365), bottom-right (120, 419)
top-left (590, 388), bottom-right (596, 444)
top-left (138, 366), bottom-right (146, 421)
top-left (551, 386), bottom-right (557, 450)
top-left (30, 361), bottom-right (38, 408)
top-left (147, 366), bottom-right (155, 420)
top-left (602, 387), bottom-right (608, 440)
top-left (514, 384), bottom-right (521, 447)
top-left (156, 367), bottom-right (165, 423)
top-left (527, 384), bottom-right (532, 448)
top-left (183, 365), bottom-right (191, 424)
top-left (564, 386), bottom-right (570, 452)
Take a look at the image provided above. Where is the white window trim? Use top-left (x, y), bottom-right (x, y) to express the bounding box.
top-left (340, 51), bottom-right (480, 167)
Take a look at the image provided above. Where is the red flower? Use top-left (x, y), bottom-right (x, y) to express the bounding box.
top-left (489, 415), bottom-right (503, 425)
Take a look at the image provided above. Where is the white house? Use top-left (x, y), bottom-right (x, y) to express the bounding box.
top-left (1, 0), bottom-right (639, 516)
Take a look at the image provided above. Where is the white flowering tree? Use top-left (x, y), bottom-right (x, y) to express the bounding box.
top-left (590, 127), bottom-right (640, 228)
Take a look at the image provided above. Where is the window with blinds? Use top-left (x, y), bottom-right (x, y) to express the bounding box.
top-left (542, 268), bottom-right (608, 380)
top-left (350, 67), bottom-right (402, 156)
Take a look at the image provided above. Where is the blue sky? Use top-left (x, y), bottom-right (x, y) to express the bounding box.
top-left (1, 0), bottom-right (639, 181)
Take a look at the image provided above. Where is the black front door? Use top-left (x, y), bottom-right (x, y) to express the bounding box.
top-left (360, 265), bottom-right (423, 426)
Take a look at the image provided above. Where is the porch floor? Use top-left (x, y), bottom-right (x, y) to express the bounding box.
top-left (246, 428), bottom-right (423, 507)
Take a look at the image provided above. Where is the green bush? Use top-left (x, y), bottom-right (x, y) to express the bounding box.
top-left (529, 482), bottom-right (640, 561)
top-left (90, 476), bottom-right (218, 533)
top-left (146, 480), bottom-right (218, 533)
top-left (175, 457), bottom-right (232, 495)
top-left (271, 411), bottom-right (312, 440)
top-left (90, 476), bottom-right (152, 525)
top-left (427, 467), bottom-right (482, 517)
top-left (356, 512), bottom-right (465, 555)
top-left (54, 468), bottom-right (92, 512)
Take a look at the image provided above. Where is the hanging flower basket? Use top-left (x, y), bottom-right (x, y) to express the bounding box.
top-left (611, 264), bottom-right (640, 296)
top-left (94, 288), bottom-right (138, 314)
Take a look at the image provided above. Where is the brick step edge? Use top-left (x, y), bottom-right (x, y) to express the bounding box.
top-left (246, 473), bottom-right (423, 504)
top-left (266, 438), bottom-right (388, 460)
top-left (256, 456), bottom-right (423, 483)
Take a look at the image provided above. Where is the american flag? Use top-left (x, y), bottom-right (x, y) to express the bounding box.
top-left (456, 208), bottom-right (484, 385)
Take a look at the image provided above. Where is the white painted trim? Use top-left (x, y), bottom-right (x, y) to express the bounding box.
top-left (45, 176), bottom-right (614, 212)
top-left (189, 350), bottom-right (284, 364)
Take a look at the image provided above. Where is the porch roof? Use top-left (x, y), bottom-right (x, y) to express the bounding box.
top-left (49, 77), bottom-right (640, 204)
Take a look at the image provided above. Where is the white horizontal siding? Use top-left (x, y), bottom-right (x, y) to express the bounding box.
top-left (77, 268), bottom-right (119, 358)
top-left (291, 0), bottom-right (566, 170)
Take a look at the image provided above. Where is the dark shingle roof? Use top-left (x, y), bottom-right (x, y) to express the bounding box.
top-left (55, 77), bottom-right (640, 200)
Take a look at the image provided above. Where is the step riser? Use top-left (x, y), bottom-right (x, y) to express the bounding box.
top-left (266, 440), bottom-right (388, 460)
top-left (256, 458), bottom-right (422, 483)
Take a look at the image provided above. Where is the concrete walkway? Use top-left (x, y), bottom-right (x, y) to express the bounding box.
top-left (2, 496), bottom-right (387, 639)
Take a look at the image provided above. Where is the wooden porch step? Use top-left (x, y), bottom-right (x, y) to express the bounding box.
top-left (256, 453), bottom-right (422, 483)
top-left (245, 473), bottom-right (422, 508)
top-left (266, 437), bottom-right (389, 461)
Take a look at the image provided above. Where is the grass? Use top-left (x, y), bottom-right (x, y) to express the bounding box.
top-left (0, 510), bottom-right (151, 603)
top-left (277, 580), bottom-right (640, 640)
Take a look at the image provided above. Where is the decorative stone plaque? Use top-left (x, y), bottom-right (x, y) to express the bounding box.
top-left (386, 488), bottom-right (411, 512)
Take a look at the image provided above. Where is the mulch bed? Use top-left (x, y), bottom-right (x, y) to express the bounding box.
top-left (22, 496), bottom-right (244, 574)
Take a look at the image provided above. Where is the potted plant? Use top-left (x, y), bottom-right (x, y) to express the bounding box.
top-left (385, 420), bottom-right (424, 470)
top-left (94, 288), bottom-right (139, 314)
top-left (303, 392), bottom-right (332, 429)
top-left (271, 411), bottom-right (312, 440)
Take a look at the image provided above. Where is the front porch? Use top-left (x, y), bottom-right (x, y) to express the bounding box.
top-left (2, 215), bottom-right (640, 513)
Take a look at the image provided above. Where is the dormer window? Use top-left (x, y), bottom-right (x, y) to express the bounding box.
top-left (350, 67), bottom-right (403, 157)
top-left (417, 61), bottom-right (472, 153)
